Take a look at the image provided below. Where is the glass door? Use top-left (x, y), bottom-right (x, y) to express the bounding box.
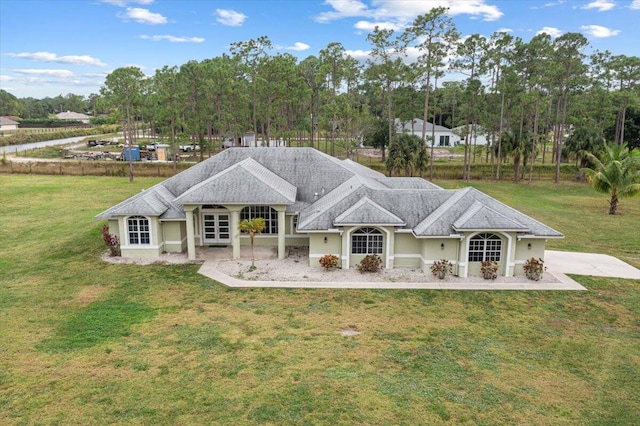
top-left (202, 212), bottom-right (231, 244)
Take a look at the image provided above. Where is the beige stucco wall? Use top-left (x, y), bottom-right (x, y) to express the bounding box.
top-left (393, 233), bottom-right (421, 267)
top-left (162, 221), bottom-right (186, 253)
top-left (421, 238), bottom-right (459, 274)
top-left (107, 219), bottom-right (120, 240)
top-left (308, 233), bottom-right (342, 267)
top-left (514, 238), bottom-right (546, 275)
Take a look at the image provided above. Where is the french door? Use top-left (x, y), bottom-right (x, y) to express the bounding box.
top-left (202, 211), bottom-right (230, 244)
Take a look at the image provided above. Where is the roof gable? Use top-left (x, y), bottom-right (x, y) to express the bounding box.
top-left (0, 117), bottom-right (19, 125)
top-left (452, 201), bottom-right (529, 231)
top-left (96, 185), bottom-right (177, 218)
top-left (333, 197), bottom-right (405, 226)
top-left (174, 157), bottom-right (297, 205)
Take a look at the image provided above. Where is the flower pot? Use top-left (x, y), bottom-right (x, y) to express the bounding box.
top-left (437, 270), bottom-right (446, 280)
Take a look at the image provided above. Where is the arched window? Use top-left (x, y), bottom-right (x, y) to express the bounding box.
top-left (127, 216), bottom-right (150, 245)
top-left (468, 233), bottom-right (501, 262)
top-left (240, 206), bottom-right (278, 234)
top-left (352, 227), bottom-right (383, 254)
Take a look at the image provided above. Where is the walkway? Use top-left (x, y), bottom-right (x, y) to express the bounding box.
top-left (196, 247), bottom-right (591, 291)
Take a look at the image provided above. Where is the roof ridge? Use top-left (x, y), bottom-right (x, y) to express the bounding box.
top-left (298, 176), bottom-right (362, 228)
top-left (413, 187), bottom-right (471, 235)
top-left (452, 200), bottom-right (528, 230)
top-left (464, 187), bottom-right (563, 236)
top-left (333, 196), bottom-right (405, 225)
top-left (238, 157), bottom-right (297, 201)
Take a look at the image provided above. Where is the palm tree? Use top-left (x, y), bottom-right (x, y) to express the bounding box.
top-left (583, 143), bottom-right (640, 215)
top-left (238, 217), bottom-right (266, 267)
top-left (386, 134), bottom-right (423, 176)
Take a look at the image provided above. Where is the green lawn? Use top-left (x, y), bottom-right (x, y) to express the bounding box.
top-left (0, 175), bottom-right (638, 425)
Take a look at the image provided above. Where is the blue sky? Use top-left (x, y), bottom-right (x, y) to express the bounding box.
top-left (1, 0), bottom-right (639, 99)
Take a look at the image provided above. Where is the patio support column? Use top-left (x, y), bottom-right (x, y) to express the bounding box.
top-left (228, 206), bottom-right (242, 259)
top-left (184, 205), bottom-right (197, 261)
top-left (275, 206), bottom-right (286, 260)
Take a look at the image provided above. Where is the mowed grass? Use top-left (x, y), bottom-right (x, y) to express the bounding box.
top-left (0, 174), bottom-right (639, 425)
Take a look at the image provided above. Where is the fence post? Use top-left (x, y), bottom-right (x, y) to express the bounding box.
top-left (60, 162), bottom-right (63, 175)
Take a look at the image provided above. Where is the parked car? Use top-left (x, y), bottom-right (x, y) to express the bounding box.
top-left (179, 144), bottom-right (201, 152)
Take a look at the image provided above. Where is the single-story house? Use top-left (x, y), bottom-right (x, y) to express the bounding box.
top-left (55, 111), bottom-right (90, 123)
top-left (395, 118), bottom-right (461, 147)
top-left (96, 148), bottom-right (562, 277)
top-left (222, 133), bottom-right (286, 148)
top-left (452, 125), bottom-right (490, 146)
top-left (0, 116), bottom-right (19, 131)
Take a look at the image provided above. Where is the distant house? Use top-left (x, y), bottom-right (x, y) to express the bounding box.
top-left (395, 118), bottom-right (461, 147)
top-left (0, 117), bottom-right (19, 131)
top-left (97, 148), bottom-right (562, 278)
top-left (452, 125), bottom-right (490, 146)
top-left (55, 111), bottom-right (90, 124)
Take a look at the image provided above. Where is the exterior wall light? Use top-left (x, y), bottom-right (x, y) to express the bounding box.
top-left (441, 243), bottom-right (445, 250)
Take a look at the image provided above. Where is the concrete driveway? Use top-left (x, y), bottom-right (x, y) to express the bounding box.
top-left (545, 250), bottom-right (640, 279)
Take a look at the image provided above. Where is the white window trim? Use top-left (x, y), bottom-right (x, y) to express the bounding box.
top-left (125, 215), bottom-right (152, 246)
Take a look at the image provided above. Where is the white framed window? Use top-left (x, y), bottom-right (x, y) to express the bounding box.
top-left (352, 227), bottom-right (383, 254)
top-left (127, 216), bottom-right (150, 245)
top-left (240, 206), bottom-right (278, 234)
top-left (468, 233), bottom-right (502, 262)
top-left (439, 135), bottom-right (450, 147)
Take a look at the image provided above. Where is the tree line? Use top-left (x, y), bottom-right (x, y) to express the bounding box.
top-left (2, 7), bottom-right (639, 183)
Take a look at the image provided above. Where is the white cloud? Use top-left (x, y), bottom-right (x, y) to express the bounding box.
top-left (631, 0), bottom-right (640, 9)
top-left (316, 0), bottom-right (503, 27)
top-left (345, 49), bottom-right (371, 61)
top-left (5, 51), bottom-right (106, 67)
top-left (495, 27), bottom-right (513, 33)
top-left (140, 35), bottom-right (205, 43)
top-left (215, 9), bottom-right (247, 26)
top-left (354, 20), bottom-right (401, 31)
top-left (119, 7), bottom-right (167, 24)
top-left (0, 75), bottom-right (14, 81)
top-left (274, 42), bottom-right (311, 51)
top-left (315, 0), bottom-right (371, 23)
top-left (13, 69), bottom-right (75, 78)
top-left (580, 24), bottom-right (620, 37)
top-left (581, 0), bottom-right (616, 11)
top-left (287, 42), bottom-right (310, 51)
top-left (536, 26), bottom-right (563, 37)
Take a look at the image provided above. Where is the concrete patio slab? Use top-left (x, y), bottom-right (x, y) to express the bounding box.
top-left (198, 259), bottom-right (587, 291)
top-left (545, 250), bottom-right (640, 280)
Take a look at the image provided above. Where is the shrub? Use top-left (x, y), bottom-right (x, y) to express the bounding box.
top-left (523, 257), bottom-right (545, 281)
top-left (430, 259), bottom-right (453, 279)
top-left (357, 254), bottom-right (383, 273)
top-left (319, 254), bottom-right (339, 270)
top-left (101, 225), bottom-right (121, 257)
top-left (481, 260), bottom-right (499, 280)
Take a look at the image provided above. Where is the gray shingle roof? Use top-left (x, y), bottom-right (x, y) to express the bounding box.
top-left (453, 201), bottom-right (529, 231)
top-left (333, 197), bottom-right (405, 226)
top-left (96, 147), bottom-right (562, 239)
top-left (174, 158), bottom-right (297, 205)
